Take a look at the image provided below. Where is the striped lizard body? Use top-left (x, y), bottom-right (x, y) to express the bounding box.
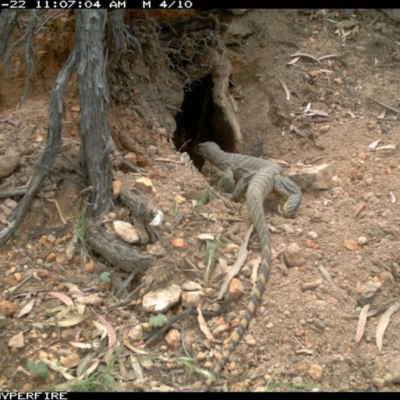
top-left (195, 142), bottom-right (302, 391)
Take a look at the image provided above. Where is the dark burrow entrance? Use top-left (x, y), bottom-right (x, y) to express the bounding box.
top-left (172, 74), bottom-right (236, 169)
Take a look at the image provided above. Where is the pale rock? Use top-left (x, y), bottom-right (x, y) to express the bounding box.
top-left (287, 163), bottom-right (333, 191)
top-left (0, 149), bottom-right (20, 178)
top-left (308, 364), bottom-right (323, 381)
top-left (228, 278), bottom-right (244, 300)
top-left (388, 357), bottom-right (400, 383)
top-left (135, 177), bottom-right (157, 195)
top-left (357, 236), bottom-right (368, 246)
top-left (112, 180), bottom-right (122, 198)
top-left (142, 284), bottom-right (181, 313)
top-left (165, 328), bottom-right (181, 347)
top-left (244, 334), bottom-right (256, 346)
top-left (113, 221), bottom-right (140, 244)
top-left (308, 231), bottom-right (318, 239)
top-left (148, 145), bottom-right (158, 154)
top-left (212, 324), bottom-right (230, 337)
top-left (181, 281), bottom-right (202, 291)
top-left (4, 199), bottom-right (17, 209)
top-left (174, 194), bottom-right (186, 205)
top-left (124, 152), bottom-right (137, 166)
top-left (147, 243), bottom-right (167, 256)
top-left (372, 377), bottom-right (385, 388)
top-left (128, 325), bottom-right (143, 341)
top-left (281, 224), bottom-right (295, 234)
top-left (181, 290), bottom-right (203, 308)
top-left (284, 243), bottom-right (305, 267)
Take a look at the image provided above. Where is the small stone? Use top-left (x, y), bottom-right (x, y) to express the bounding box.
top-left (3, 199), bottom-right (17, 209)
top-left (47, 234), bottom-right (56, 243)
top-left (13, 272), bottom-right (22, 282)
top-left (365, 177), bottom-right (374, 185)
top-left (124, 152), bottom-right (137, 166)
top-left (112, 180), bottom-right (122, 198)
top-left (171, 238), bottom-right (188, 250)
top-left (174, 194), bottom-right (186, 205)
top-left (228, 278), bottom-right (244, 300)
top-left (22, 383), bottom-right (33, 392)
top-left (357, 236), bottom-right (368, 246)
top-left (372, 377), bottom-right (385, 388)
top-left (0, 300), bottom-right (18, 315)
top-left (308, 231), bottom-right (318, 239)
top-left (212, 324), bottom-right (230, 337)
top-left (165, 329), bottom-right (181, 347)
top-left (113, 221), bottom-right (140, 244)
top-left (181, 290), bottom-right (203, 308)
top-left (292, 376), bottom-right (304, 385)
top-left (142, 284), bottom-right (181, 313)
top-left (308, 364), bottom-right (323, 381)
top-left (147, 243), bottom-right (167, 256)
top-left (148, 145), bottom-right (158, 154)
top-left (281, 224), bottom-right (294, 234)
top-left (344, 239), bottom-right (359, 251)
top-left (388, 357), bottom-right (400, 383)
top-left (136, 154), bottom-right (150, 167)
top-left (61, 329), bottom-right (76, 341)
top-left (46, 252), bottom-right (56, 262)
top-left (319, 125), bottom-right (331, 133)
top-left (181, 281), bottom-right (202, 291)
top-left (85, 262), bottom-right (95, 272)
top-left (135, 177), bottom-right (157, 195)
top-left (284, 243), bottom-right (305, 267)
top-left (288, 163), bottom-right (333, 191)
top-left (0, 149), bottom-right (20, 178)
top-left (60, 354), bottom-right (80, 368)
top-left (244, 334), bottom-right (256, 346)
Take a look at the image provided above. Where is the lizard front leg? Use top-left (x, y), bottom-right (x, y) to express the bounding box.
top-left (225, 171), bottom-right (255, 201)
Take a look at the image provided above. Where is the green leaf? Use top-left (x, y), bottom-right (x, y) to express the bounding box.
top-left (100, 272), bottom-right (111, 283)
top-left (149, 314), bottom-right (167, 328)
top-left (26, 360), bottom-right (49, 379)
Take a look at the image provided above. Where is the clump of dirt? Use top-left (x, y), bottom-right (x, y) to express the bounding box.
top-left (1, 9), bottom-right (400, 392)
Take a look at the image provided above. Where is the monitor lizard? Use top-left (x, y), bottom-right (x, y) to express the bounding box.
top-left (195, 141), bottom-right (302, 391)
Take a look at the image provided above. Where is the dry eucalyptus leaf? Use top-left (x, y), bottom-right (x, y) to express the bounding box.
top-left (93, 320), bottom-right (108, 340)
top-left (197, 306), bottom-right (221, 343)
top-left (17, 299), bottom-right (35, 318)
top-left (355, 304), bottom-right (369, 343)
top-left (376, 301), bottom-right (400, 352)
top-left (368, 139), bottom-right (381, 149)
top-left (47, 292), bottom-right (74, 307)
top-left (197, 233), bottom-right (215, 241)
top-left (97, 314), bottom-right (117, 348)
top-left (46, 313), bottom-right (90, 327)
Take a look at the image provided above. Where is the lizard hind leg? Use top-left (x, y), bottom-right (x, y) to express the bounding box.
top-left (273, 175), bottom-right (302, 218)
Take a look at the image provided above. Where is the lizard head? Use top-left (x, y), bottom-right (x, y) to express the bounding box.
top-left (194, 142), bottom-right (222, 160)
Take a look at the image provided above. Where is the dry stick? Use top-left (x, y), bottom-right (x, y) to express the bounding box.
top-left (289, 52), bottom-right (321, 65)
top-left (145, 307), bottom-right (225, 346)
top-left (4, 274), bottom-right (33, 299)
top-left (217, 225), bottom-right (254, 300)
top-left (368, 97), bottom-right (400, 115)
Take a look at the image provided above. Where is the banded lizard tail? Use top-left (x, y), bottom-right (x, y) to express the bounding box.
top-left (195, 141), bottom-right (302, 390)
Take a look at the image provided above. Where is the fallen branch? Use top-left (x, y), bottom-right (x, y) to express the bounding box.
top-left (368, 97), bottom-right (400, 115)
